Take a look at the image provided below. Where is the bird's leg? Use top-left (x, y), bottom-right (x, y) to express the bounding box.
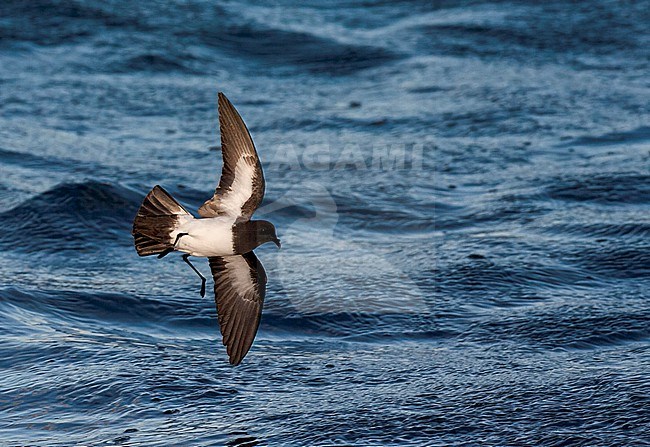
top-left (182, 254), bottom-right (206, 298)
top-left (158, 233), bottom-right (188, 259)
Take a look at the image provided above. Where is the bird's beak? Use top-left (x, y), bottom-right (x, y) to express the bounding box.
top-left (273, 238), bottom-right (281, 249)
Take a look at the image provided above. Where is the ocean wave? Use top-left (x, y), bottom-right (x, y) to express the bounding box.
top-left (336, 206), bottom-right (435, 234)
top-left (414, 3), bottom-right (647, 62)
top-left (192, 22), bottom-right (399, 75)
top-left (562, 244), bottom-right (650, 280)
top-left (541, 222), bottom-right (650, 240)
top-left (0, 286), bottom-right (442, 341)
top-left (545, 173), bottom-right (650, 204)
top-left (561, 126), bottom-right (650, 147)
top-left (261, 310), bottom-right (446, 341)
top-left (434, 259), bottom-right (600, 297)
top-left (2, 0), bottom-right (400, 76)
top-left (114, 53), bottom-right (197, 74)
top-left (462, 306), bottom-right (650, 350)
top-left (0, 181), bottom-right (141, 252)
top-left (0, 286), bottom-right (182, 328)
top-left (0, 0), bottom-right (143, 46)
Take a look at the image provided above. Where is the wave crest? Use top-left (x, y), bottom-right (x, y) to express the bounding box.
top-left (0, 181), bottom-right (141, 252)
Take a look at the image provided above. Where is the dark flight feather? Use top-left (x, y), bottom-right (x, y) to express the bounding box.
top-left (198, 92), bottom-right (265, 220)
top-left (209, 252), bottom-right (267, 365)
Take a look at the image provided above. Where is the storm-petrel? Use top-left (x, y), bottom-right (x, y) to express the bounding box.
top-left (132, 92), bottom-right (280, 365)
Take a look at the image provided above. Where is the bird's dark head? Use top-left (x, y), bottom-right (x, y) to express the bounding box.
top-left (233, 220), bottom-right (281, 253)
top-left (253, 220), bottom-right (281, 249)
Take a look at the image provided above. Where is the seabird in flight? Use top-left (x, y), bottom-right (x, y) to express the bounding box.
top-left (132, 92), bottom-right (280, 365)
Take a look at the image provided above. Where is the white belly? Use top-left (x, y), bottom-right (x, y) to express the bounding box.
top-left (173, 216), bottom-right (235, 257)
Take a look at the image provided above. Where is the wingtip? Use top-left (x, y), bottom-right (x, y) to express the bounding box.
top-left (217, 92), bottom-right (236, 114)
top-left (223, 339), bottom-right (243, 366)
top-left (229, 356), bottom-right (242, 366)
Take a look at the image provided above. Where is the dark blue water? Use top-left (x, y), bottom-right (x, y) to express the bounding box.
top-left (1, 1), bottom-right (649, 445)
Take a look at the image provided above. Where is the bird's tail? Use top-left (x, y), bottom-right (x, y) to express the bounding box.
top-left (132, 185), bottom-right (191, 257)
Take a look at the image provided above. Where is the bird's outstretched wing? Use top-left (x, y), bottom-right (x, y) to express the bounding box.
top-left (209, 252), bottom-right (267, 365)
top-left (199, 92), bottom-right (265, 221)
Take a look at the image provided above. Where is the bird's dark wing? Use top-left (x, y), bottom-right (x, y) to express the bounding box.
top-left (198, 92), bottom-right (265, 220)
top-left (208, 252), bottom-right (267, 365)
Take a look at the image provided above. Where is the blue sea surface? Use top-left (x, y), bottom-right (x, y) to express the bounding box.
top-left (1, 1), bottom-right (649, 446)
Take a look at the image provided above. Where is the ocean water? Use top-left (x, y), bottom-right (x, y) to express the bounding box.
top-left (1, 0), bottom-right (649, 445)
